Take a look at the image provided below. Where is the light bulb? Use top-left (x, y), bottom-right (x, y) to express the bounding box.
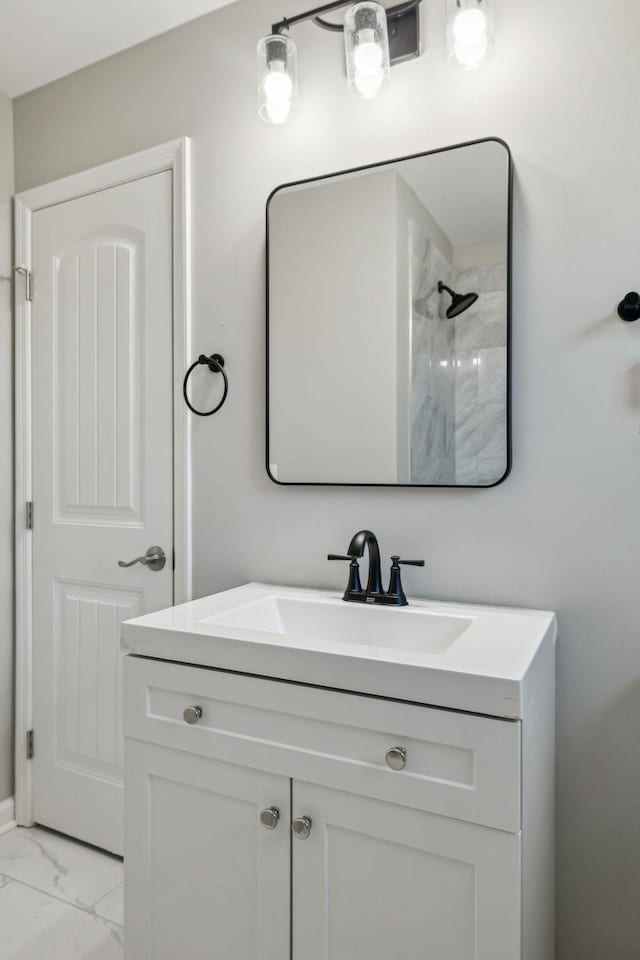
top-left (264, 61), bottom-right (293, 102)
top-left (448, 2), bottom-right (493, 69)
top-left (454, 33), bottom-right (488, 67)
top-left (354, 30), bottom-right (383, 73)
top-left (353, 28), bottom-right (384, 97)
top-left (354, 72), bottom-right (384, 97)
top-left (454, 7), bottom-right (486, 41)
top-left (265, 98), bottom-right (291, 124)
top-left (264, 60), bottom-right (293, 123)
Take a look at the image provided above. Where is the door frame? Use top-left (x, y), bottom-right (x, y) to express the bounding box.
top-left (14, 137), bottom-right (192, 826)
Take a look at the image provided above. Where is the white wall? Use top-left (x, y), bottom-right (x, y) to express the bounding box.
top-left (11, 0), bottom-right (640, 954)
top-left (269, 171), bottom-right (399, 482)
top-left (0, 92), bottom-right (13, 803)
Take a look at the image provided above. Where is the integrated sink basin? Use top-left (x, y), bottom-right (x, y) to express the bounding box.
top-left (121, 582), bottom-right (557, 718)
top-left (201, 595), bottom-right (473, 655)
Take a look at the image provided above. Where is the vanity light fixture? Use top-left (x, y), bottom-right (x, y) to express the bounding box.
top-left (446, 0), bottom-right (494, 69)
top-left (257, 33), bottom-right (298, 124)
top-left (438, 281), bottom-right (478, 318)
top-left (259, 0), bottom-right (422, 121)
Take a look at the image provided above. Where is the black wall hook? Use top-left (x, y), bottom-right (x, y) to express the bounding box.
top-left (618, 292), bottom-right (640, 322)
top-left (183, 353), bottom-right (229, 416)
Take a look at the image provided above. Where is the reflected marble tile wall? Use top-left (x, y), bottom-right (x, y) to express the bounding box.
top-left (454, 264), bottom-right (507, 484)
top-left (409, 235), bottom-right (507, 485)
top-left (410, 220), bottom-right (456, 483)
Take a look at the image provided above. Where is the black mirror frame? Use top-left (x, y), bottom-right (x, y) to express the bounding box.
top-left (265, 136), bottom-right (513, 489)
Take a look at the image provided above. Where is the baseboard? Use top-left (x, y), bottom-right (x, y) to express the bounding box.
top-left (0, 796), bottom-right (16, 836)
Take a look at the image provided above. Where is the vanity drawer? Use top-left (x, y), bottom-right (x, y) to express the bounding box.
top-left (125, 656), bottom-right (521, 832)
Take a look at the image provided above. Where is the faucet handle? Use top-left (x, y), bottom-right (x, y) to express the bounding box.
top-left (327, 554), bottom-right (363, 599)
top-left (385, 556), bottom-right (425, 607)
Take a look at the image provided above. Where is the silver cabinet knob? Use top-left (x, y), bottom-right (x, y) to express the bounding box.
top-left (385, 746), bottom-right (407, 771)
top-left (292, 816), bottom-right (312, 840)
top-left (260, 807), bottom-right (280, 830)
top-left (183, 705), bottom-right (203, 725)
top-left (118, 546), bottom-right (166, 571)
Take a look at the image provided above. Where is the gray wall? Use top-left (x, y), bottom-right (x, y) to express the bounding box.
top-left (11, 0), bottom-right (640, 954)
top-left (0, 92), bottom-right (14, 804)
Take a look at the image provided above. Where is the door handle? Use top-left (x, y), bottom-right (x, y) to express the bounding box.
top-left (118, 546), bottom-right (166, 571)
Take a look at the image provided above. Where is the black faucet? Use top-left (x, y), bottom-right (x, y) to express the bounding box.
top-left (328, 530), bottom-right (424, 607)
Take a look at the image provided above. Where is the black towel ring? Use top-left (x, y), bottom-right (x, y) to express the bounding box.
top-left (183, 353), bottom-right (229, 416)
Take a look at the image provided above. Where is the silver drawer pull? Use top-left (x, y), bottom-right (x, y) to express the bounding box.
top-left (260, 807), bottom-right (280, 830)
top-left (183, 705), bottom-right (203, 725)
top-left (292, 816), bottom-right (312, 839)
top-left (385, 746), bottom-right (407, 771)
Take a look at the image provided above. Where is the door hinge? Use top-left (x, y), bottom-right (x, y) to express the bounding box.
top-left (26, 729), bottom-right (34, 760)
top-left (14, 266), bottom-right (33, 302)
top-left (26, 501), bottom-right (33, 530)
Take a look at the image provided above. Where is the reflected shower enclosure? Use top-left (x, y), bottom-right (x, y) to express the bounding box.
top-left (267, 138), bottom-right (511, 487)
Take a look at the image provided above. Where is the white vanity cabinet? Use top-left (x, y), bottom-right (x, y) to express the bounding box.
top-left (123, 639), bottom-right (554, 960)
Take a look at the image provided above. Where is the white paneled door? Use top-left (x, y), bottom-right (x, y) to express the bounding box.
top-left (31, 172), bottom-right (174, 855)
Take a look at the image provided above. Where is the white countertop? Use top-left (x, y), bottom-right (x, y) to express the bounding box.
top-left (121, 582), bottom-right (557, 718)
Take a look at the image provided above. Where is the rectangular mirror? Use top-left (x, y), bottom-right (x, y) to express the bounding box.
top-left (267, 138), bottom-right (511, 487)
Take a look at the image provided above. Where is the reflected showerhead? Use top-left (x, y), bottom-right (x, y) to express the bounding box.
top-left (438, 281), bottom-right (479, 319)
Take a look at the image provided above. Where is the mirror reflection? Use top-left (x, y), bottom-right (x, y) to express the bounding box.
top-left (267, 138), bottom-right (511, 486)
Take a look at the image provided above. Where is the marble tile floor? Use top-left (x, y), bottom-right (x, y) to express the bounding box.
top-left (0, 825), bottom-right (123, 959)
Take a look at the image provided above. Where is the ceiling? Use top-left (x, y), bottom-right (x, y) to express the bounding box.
top-left (0, 0), bottom-right (239, 98)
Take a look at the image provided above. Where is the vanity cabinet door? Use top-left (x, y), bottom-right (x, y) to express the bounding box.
top-left (292, 781), bottom-right (520, 960)
top-left (125, 739), bottom-right (290, 960)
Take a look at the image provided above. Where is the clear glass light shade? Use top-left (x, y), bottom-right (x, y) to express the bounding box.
top-left (344, 2), bottom-right (390, 99)
top-left (446, 0), bottom-right (494, 69)
top-left (257, 34), bottom-right (298, 124)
